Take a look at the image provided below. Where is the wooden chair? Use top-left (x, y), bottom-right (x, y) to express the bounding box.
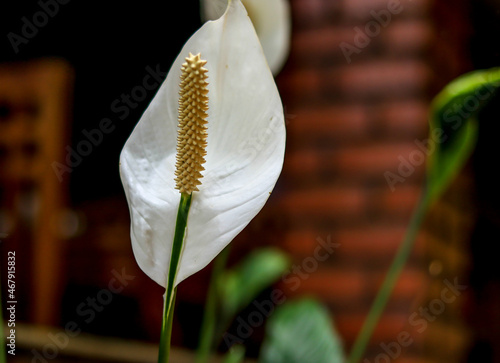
top-left (0, 59), bottom-right (73, 326)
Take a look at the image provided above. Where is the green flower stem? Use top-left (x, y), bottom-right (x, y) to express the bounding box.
top-left (347, 190), bottom-right (430, 363)
top-left (158, 288), bottom-right (177, 363)
top-left (158, 192), bottom-right (192, 363)
top-left (196, 245), bottom-right (231, 363)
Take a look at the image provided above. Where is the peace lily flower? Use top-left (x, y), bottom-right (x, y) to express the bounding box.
top-left (119, 1), bottom-right (285, 359)
top-left (201, 0), bottom-right (291, 75)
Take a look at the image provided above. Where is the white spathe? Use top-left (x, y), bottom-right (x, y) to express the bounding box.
top-left (119, 0), bottom-right (286, 288)
top-left (201, 0), bottom-right (291, 75)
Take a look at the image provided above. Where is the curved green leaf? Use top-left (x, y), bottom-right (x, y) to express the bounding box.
top-left (259, 298), bottom-right (345, 363)
top-left (426, 67), bottom-right (500, 202)
top-left (218, 247), bottom-right (290, 318)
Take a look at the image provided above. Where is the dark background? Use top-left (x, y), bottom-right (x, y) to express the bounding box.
top-left (0, 1), bottom-right (203, 205)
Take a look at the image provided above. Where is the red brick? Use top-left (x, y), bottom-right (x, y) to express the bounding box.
top-left (340, 0), bottom-right (431, 21)
top-left (279, 186), bottom-right (367, 218)
top-left (282, 149), bottom-right (324, 178)
top-left (287, 105), bottom-right (369, 141)
top-left (278, 227), bottom-right (428, 269)
top-left (376, 100), bottom-right (429, 137)
top-left (291, 0), bottom-right (324, 17)
top-left (280, 230), bottom-right (325, 256)
top-left (334, 143), bottom-right (425, 179)
top-left (291, 26), bottom-right (356, 59)
top-left (370, 268), bottom-right (429, 300)
top-left (334, 226), bottom-right (427, 259)
top-left (382, 20), bottom-right (434, 53)
top-left (335, 61), bottom-right (432, 98)
top-left (373, 184), bottom-right (424, 216)
top-left (284, 142), bottom-right (428, 184)
top-left (281, 267), bottom-right (366, 303)
top-left (291, 0), bottom-right (337, 28)
top-left (291, 21), bottom-right (432, 64)
top-left (278, 68), bottom-right (322, 101)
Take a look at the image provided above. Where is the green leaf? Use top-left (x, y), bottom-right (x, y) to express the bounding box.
top-left (218, 247), bottom-right (290, 319)
top-left (197, 247), bottom-right (289, 363)
top-left (426, 67), bottom-right (500, 202)
top-left (259, 298), bottom-right (345, 363)
top-left (223, 345), bottom-right (246, 363)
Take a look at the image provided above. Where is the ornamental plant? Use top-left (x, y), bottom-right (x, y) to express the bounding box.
top-left (119, 1), bottom-right (286, 361)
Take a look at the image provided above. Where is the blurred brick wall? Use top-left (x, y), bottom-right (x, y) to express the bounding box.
top-left (269, 0), bottom-right (475, 362)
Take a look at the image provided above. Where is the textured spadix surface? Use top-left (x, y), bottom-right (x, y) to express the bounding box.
top-left (175, 53), bottom-right (209, 194)
top-left (120, 0), bottom-right (286, 288)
